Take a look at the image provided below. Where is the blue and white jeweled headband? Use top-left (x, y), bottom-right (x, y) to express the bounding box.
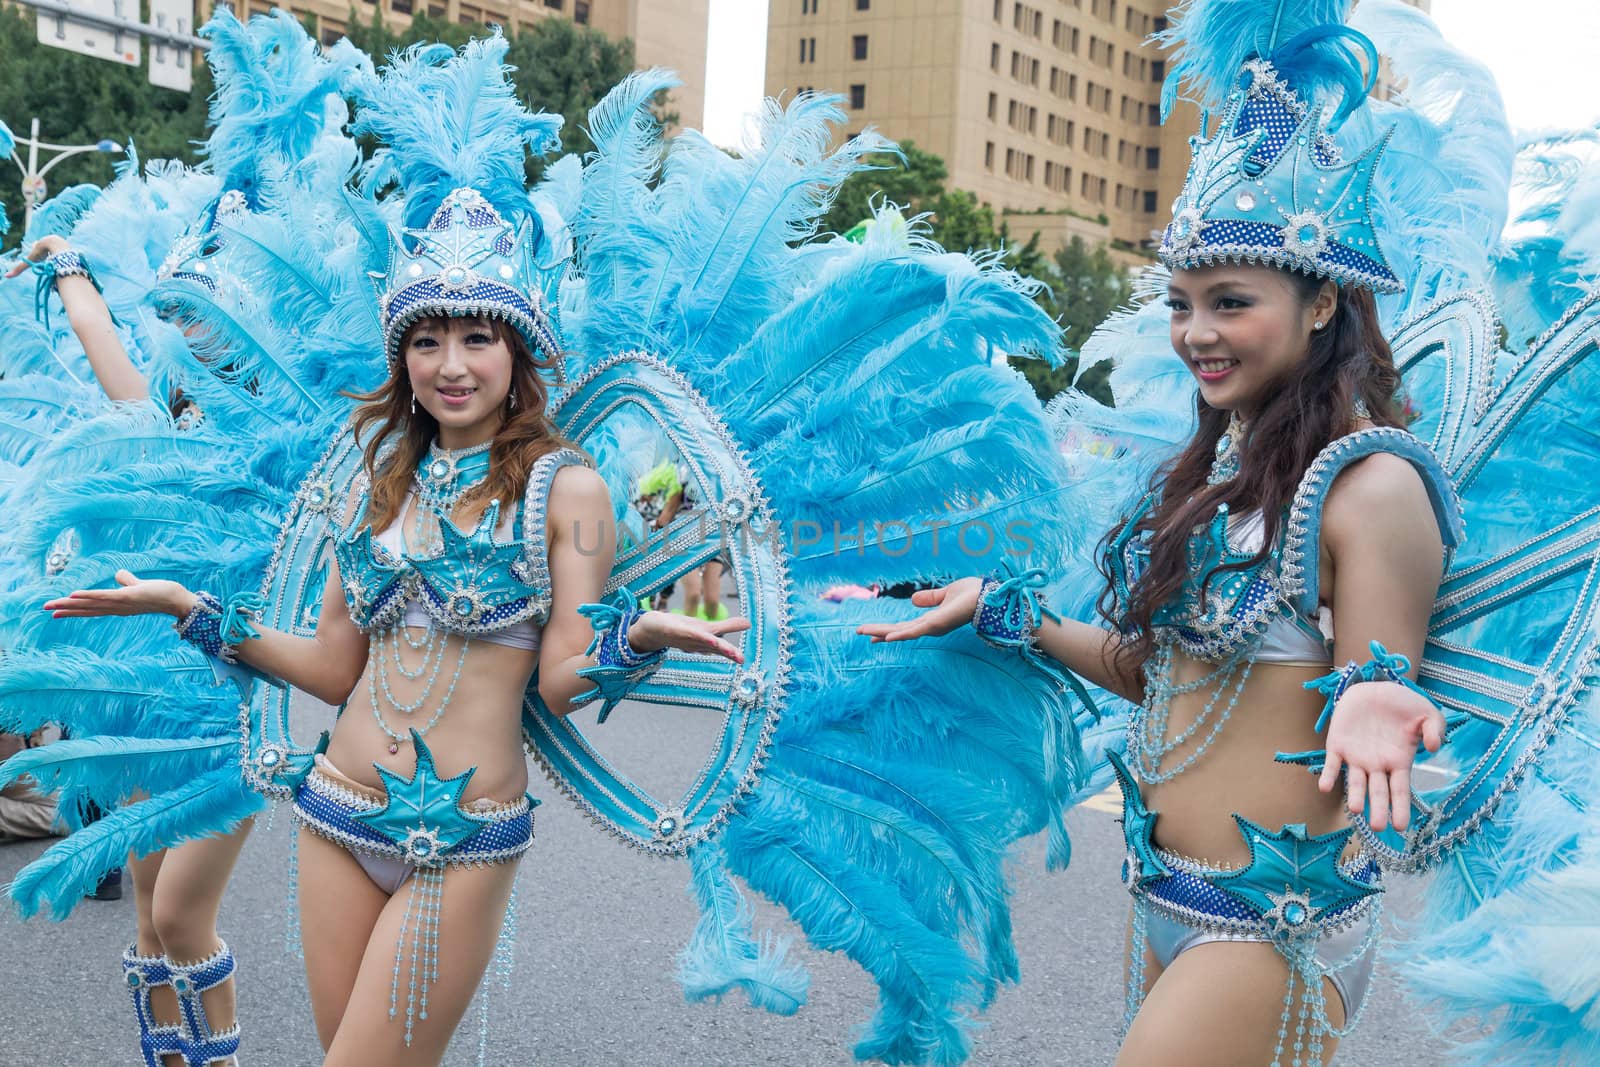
top-left (1159, 57), bottom-right (1402, 294)
top-left (377, 186), bottom-right (561, 368)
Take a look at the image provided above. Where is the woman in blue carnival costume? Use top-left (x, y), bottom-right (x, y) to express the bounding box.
top-left (857, 0), bottom-right (1600, 1062)
top-left (36, 46), bottom-right (757, 1067)
top-left (46, 232), bottom-right (747, 1066)
top-left (0, 11), bottom-right (367, 1066)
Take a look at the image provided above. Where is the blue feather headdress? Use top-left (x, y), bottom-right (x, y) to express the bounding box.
top-left (1157, 0), bottom-right (1402, 292)
top-left (349, 33), bottom-right (565, 365)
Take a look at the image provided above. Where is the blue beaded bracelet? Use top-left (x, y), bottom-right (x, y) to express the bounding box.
top-left (30, 249), bottom-right (96, 330)
top-left (575, 587), bottom-right (666, 724)
top-left (971, 568), bottom-right (1100, 720)
top-left (175, 591), bottom-right (264, 664)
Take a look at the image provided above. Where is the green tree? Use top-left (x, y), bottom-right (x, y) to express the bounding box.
top-left (1011, 236), bottom-right (1131, 404)
top-left (0, 6), bottom-right (213, 238)
top-left (823, 139), bottom-right (947, 235)
top-left (824, 140), bottom-right (1044, 278)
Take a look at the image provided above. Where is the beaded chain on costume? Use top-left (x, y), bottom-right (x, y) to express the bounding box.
top-left (1128, 414), bottom-right (1270, 782)
top-left (368, 441), bottom-right (493, 752)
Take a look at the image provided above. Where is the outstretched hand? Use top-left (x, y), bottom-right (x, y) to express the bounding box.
top-left (1318, 680), bottom-right (1446, 833)
top-left (855, 576), bottom-right (984, 643)
top-left (629, 610), bottom-right (749, 664)
top-left (4, 235), bottom-right (68, 279)
top-left (44, 570), bottom-right (195, 620)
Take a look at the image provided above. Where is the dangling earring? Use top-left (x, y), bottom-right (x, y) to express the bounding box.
top-left (508, 389), bottom-right (518, 409)
top-left (1352, 396), bottom-right (1371, 420)
top-left (411, 395), bottom-right (416, 416)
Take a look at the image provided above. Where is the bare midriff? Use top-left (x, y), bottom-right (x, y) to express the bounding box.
top-left (325, 628), bottom-right (537, 805)
top-left (1139, 652), bottom-right (1351, 867)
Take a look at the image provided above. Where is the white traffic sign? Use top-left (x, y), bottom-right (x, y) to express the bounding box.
top-left (35, 0), bottom-right (140, 67)
top-left (147, 0), bottom-right (193, 92)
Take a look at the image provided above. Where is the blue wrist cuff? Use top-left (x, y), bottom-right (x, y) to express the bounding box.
top-left (1302, 639), bottom-right (1437, 734)
top-left (175, 591), bottom-right (264, 664)
top-left (575, 587), bottom-right (666, 723)
top-left (971, 568), bottom-right (1059, 650)
top-left (972, 568), bottom-right (1100, 720)
top-left (31, 249), bottom-right (97, 331)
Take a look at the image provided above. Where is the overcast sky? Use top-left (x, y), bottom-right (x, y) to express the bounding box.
top-left (703, 0), bottom-right (1600, 149)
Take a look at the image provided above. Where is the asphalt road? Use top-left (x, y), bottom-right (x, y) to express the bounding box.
top-left (0, 695), bottom-right (1451, 1067)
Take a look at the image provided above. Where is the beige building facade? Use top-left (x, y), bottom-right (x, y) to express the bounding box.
top-left (226, 0), bottom-right (709, 130)
top-left (767, 0), bottom-right (1429, 260)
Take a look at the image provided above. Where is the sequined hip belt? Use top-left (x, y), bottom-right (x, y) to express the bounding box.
top-left (292, 754), bottom-right (534, 869)
top-left (1109, 751), bottom-right (1382, 942)
top-left (1130, 847), bottom-right (1381, 939)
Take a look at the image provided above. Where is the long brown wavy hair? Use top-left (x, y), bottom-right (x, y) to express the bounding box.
top-left (348, 315), bottom-right (574, 532)
top-left (1098, 272), bottom-right (1405, 673)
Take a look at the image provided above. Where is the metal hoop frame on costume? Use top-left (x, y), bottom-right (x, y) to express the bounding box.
top-left (527, 351), bottom-right (791, 856)
top-left (1355, 289), bottom-right (1600, 871)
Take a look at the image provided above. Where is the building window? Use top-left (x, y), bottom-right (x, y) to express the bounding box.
top-left (985, 141), bottom-right (995, 170)
top-left (543, 0), bottom-right (561, 8)
top-left (574, 0), bottom-right (589, 21)
top-left (855, 0), bottom-right (868, 9)
top-left (849, 83), bottom-right (866, 109)
top-left (853, 34), bottom-right (868, 60)
top-left (994, 0), bottom-right (1002, 20)
top-left (987, 92), bottom-right (997, 120)
top-left (802, 0), bottom-right (818, 12)
top-left (990, 42), bottom-right (1000, 71)
top-left (799, 37), bottom-right (816, 63)
top-left (391, 0), bottom-right (412, 11)
top-left (1151, 59), bottom-right (1166, 82)
top-left (1143, 190), bottom-right (1158, 213)
top-left (1146, 147), bottom-right (1160, 170)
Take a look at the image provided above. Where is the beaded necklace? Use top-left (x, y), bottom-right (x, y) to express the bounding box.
top-left (1130, 412), bottom-right (1264, 781)
top-left (370, 440), bottom-right (493, 753)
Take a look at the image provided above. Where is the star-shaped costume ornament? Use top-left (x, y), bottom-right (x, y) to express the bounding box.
top-left (350, 730), bottom-right (484, 866)
top-left (1212, 817), bottom-right (1380, 938)
top-left (1109, 752), bottom-right (1170, 889)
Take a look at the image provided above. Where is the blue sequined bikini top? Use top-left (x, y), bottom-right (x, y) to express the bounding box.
top-left (332, 446), bottom-right (589, 636)
top-left (1106, 428), bottom-right (1465, 664)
